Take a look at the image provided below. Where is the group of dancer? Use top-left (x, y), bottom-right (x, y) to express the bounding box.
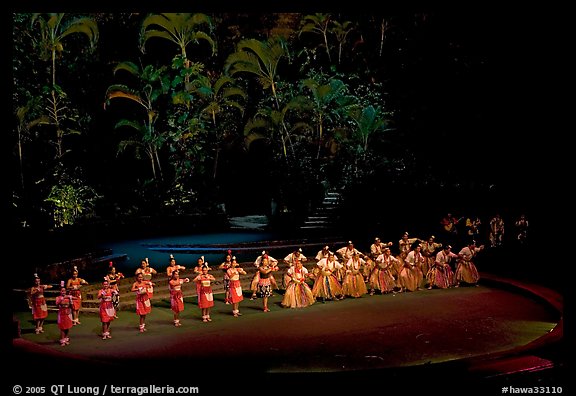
top-left (29, 233), bottom-right (485, 347)
top-left (29, 266), bottom-right (92, 346)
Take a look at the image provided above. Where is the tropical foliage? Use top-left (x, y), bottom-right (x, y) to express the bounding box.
top-left (11, 11), bottom-right (498, 229)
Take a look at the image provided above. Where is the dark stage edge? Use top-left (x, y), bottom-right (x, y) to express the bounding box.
top-left (9, 273), bottom-right (566, 395)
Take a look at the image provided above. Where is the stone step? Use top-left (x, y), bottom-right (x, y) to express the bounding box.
top-left (315, 206), bottom-right (338, 211)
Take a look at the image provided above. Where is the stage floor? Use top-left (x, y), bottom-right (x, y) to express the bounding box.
top-left (12, 278), bottom-right (561, 383)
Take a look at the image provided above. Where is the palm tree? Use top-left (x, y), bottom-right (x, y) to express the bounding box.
top-left (44, 87), bottom-right (82, 160)
top-left (105, 62), bottom-right (169, 181)
top-left (193, 74), bottom-right (246, 127)
top-left (225, 37), bottom-right (288, 108)
top-left (244, 100), bottom-right (311, 159)
top-left (15, 100), bottom-right (49, 189)
top-left (29, 13), bottom-right (98, 160)
top-left (140, 13), bottom-right (216, 75)
top-left (225, 37), bottom-right (295, 157)
top-left (299, 13), bottom-right (332, 64)
top-left (299, 77), bottom-right (349, 158)
top-left (379, 18), bottom-right (391, 57)
top-left (192, 74), bottom-right (246, 178)
top-left (30, 13), bottom-right (98, 88)
top-left (331, 20), bottom-right (354, 65)
top-left (347, 105), bottom-right (390, 165)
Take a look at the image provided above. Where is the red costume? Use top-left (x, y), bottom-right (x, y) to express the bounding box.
top-left (169, 279), bottom-right (186, 313)
top-left (67, 278), bottom-right (85, 310)
top-left (98, 288), bottom-right (116, 323)
top-left (134, 281), bottom-right (152, 315)
top-left (30, 286), bottom-right (49, 320)
top-left (226, 267), bottom-right (244, 304)
top-left (56, 295), bottom-right (73, 330)
top-left (194, 274), bottom-right (215, 309)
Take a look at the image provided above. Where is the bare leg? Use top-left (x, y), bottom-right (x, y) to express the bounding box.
top-left (233, 302), bottom-right (241, 316)
top-left (60, 329), bottom-right (69, 345)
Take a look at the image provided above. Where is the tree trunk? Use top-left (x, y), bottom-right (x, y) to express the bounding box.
top-left (17, 127), bottom-right (24, 190)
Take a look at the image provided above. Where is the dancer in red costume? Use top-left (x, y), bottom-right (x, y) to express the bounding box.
top-left (131, 272), bottom-right (154, 333)
top-left (98, 280), bottom-right (118, 339)
top-left (166, 254), bottom-right (186, 278)
top-left (169, 270), bottom-right (190, 326)
top-left (55, 282), bottom-right (73, 346)
top-left (135, 258), bottom-right (157, 299)
top-left (66, 266), bottom-right (88, 325)
top-left (193, 265), bottom-right (216, 322)
top-left (226, 257), bottom-right (246, 317)
top-left (29, 273), bottom-right (52, 334)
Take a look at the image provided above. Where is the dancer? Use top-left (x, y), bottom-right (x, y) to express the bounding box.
top-left (398, 232), bottom-right (422, 261)
top-left (336, 241), bottom-right (363, 263)
top-left (370, 238), bottom-right (393, 259)
top-left (420, 236), bottom-right (442, 281)
top-left (427, 245), bottom-right (458, 289)
top-left (227, 257), bottom-right (247, 317)
top-left (169, 270), bottom-right (190, 327)
top-left (166, 254), bottom-right (186, 278)
top-left (193, 265), bottom-right (216, 322)
top-left (336, 241), bottom-right (363, 282)
top-left (315, 245), bottom-right (332, 261)
top-left (369, 247), bottom-right (398, 295)
top-left (250, 251), bottom-right (279, 300)
top-left (55, 282), bottom-right (73, 346)
top-left (66, 266), bottom-right (88, 325)
top-left (98, 280), bottom-right (118, 339)
top-left (312, 252), bottom-right (344, 302)
top-left (283, 248), bottom-right (307, 289)
top-left (219, 253), bottom-right (233, 304)
top-left (193, 256), bottom-right (211, 274)
top-left (131, 272), bottom-right (154, 333)
top-left (342, 252), bottom-right (368, 298)
top-left (399, 243), bottom-right (425, 292)
top-left (281, 259), bottom-right (315, 308)
top-left (135, 258), bottom-right (157, 298)
top-left (257, 257), bottom-right (276, 312)
top-left (105, 263), bottom-right (124, 315)
top-left (455, 241), bottom-right (485, 287)
top-left (29, 274), bottom-right (52, 334)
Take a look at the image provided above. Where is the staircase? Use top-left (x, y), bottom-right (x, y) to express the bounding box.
top-left (300, 189), bottom-right (342, 230)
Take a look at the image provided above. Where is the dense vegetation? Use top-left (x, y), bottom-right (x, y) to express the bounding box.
top-left (11, 11), bottom-right (537, 231)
